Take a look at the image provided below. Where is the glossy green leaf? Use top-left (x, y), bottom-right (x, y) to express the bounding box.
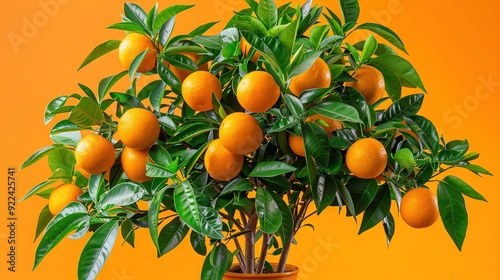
top-left (158, 217), bottom-right (189, 256)
top-left (337, 179), bottom-right (356, 219)
top-left (303, 122), bottom-right (330, 167)
top-left (20, 146), bottom-right (58, 170)
top-left (383, 94), bottom-right (424, 122)
top-left (404, 115), bottom-right (439, 155)
top-left (438, 182), bottom-right (468, 251)
top-left (69, 97), bottom-right (105, 126)
top-left (360, 34), bottom-right (378, 63)
top-left (121, 219), bottom-right (135, 248)
top-left (159, 17), bottom-right (176, 46)
top-left (46, 202), bottom-right (88, 233)
top-left (128, 49), bottom-right (149, 79)
top-left (34, 205), bottom-right (54, 242)
top-left (98, 182), bottom-right (144, 208)
top-left (443, 176), bottom-right (487, 202)
top-left (371, 55), bottom-right (426, 92)
top-left (78, 40), bottom-right (121, 70)
top-left (249, 161), bottom-right (296, 177)
top-left (156, 61), bottom-right (181, 94)
top-left (48, 147), bottom-right (74, 175)
top-left (88, 173), bottom-right (104, 203)
top-left (106, 22), bottom-right (146, 34)
top-left (220, 178), bottom-right (254, 196)
top-left (77, 221), bottom-right (119, 280)
top-left (339, 0), bottom-right (360, 24)
top-left (279, 17), bottom-right (299, 55)
top-left (149, 81), bottom-right (167, 112)
top-left (394, 148), bottom-right (416, 170)
top-left (34, 213), bottom-right (89, 270)
top-left (98, 71), bottom-right (127, 102)
top-left (287, 49), bottom-right (322, 79)
top-left (347, 178), bottom-right (378, 216)
top-left (256, 188), bottom-right (282, 234)
top-left (190, 231), bottom-right (207, 256)
top-left (168, 122), bottom-right (215, 144)
top-left (110, 92), bottom-right (144, 109)
top-left (174, 181), bottom-right (223, 239)
top-left (201, 244), bottom-right (232, 280)
top-left (189, 21), bottom-right (219, 36)
top-left (312, 101), bottom-right (363, 123)
top-left (148, 187), bottom-right (167, 251)
top-left (359, 185), bottom-right (391, 234)
top-left (270, 192), bottom-right (293, 246)
top-left (341, 87), bottom-right (375, 128)
top-left (382, 212), bottom-right (395, 247)
top-left (153, 4), bottom-right (194, 33)
top-left (283, 94), bottom-right (305, 119)
top-left (457, 164), bottom-right (493, 176)
top-left (257, 0), bottom-right (278, 29)
top-left (124, 3), bottom-right (149, 31)
top-left (355, 23), bottom-right (407, 54)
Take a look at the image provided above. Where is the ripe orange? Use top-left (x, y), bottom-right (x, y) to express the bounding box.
top-left (400, 188), bottom-right (439, 228)
top-left (237, 71), bottom-right (280, 113)
top-left (240, 37), bottom-right (260, 63)
top-left (219, 112), bottom-right (263, 155)
top-left (118, 108), bottom-right (160, 150)
top-left (48, 183), bottom-right (83, 215)
top-left (118, 33), bottom-right (157, 72)
top-left (121, 146), bottom-right (151, 183)
top-left (288, 134), bottom-right (305, 157)
top-left (75, 134), bottom-right (116, 174)
top-left (182, 71), bottom-right (222, 112)
top-left (346, 138), bottom-right (387, 179)
top-left (345, 65), bottom-right (385, 104)
top-left (169, 52), bottom-right (209, 83)
top-left (204, 139), bottom-right (244, 181)
top-left (306, 114), bottom-right (343, 137)
top-left (289, 58), bottom-right (331, 96)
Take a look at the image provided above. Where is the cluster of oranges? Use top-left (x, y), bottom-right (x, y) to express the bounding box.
top-left (48, 32), bottom-right (439, 229)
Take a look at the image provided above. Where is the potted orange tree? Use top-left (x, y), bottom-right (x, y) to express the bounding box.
top-left (21, 0), bottom-right (491, 279)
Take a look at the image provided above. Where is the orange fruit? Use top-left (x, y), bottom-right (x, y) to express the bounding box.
top-left (204, 139), bottom-right (244, 181)
top-left (118, 33), bottom-right (157, 72)
top-left (345, 65), bottom-right (385, 104)
top-left (306, 114), bottom-right (343, 137)
top-left (346, 138), bottom-right (387, 179)
top-left (237, 71), bottom-right (280, 113)
top-left (219, 112), bottom-right (263, 155)
top-left (48, 183), bottom-right (83, 215)
top-left (169, 52), bottom-right (209, 83)
top-left (75, 134), bottom-right (116, 174)
top-left (400, 188), bottom-right (439, 228)
top-left (288, 134), bottom-right (305, 157)
top-left (240, 37), bottom-right (260, 63)
top-left (182, 71), bottom-right (222, 112)
top-left (118, 108), bottom-right (160, 150)
top-left (121, 146), bottom-right (151, 183)
top-left (289, 58), bottom-right (331, 96)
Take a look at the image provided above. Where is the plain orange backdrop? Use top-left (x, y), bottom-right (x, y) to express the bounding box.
top-left (1, 0), bottom-right (499, 279)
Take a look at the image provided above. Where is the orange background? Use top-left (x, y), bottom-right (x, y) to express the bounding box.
top-left (1, 0), bottom-right (500, 279)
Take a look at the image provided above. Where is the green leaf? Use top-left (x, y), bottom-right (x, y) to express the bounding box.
top-left (443, 176), bottom-right (487, 202)
top-left (46, 202), bottom-right (88, 233)
top-left (158, 17), bottom-right (176, 46)
top-left (337, 179), bottom-right (357, 219)
top-left (371, 55), bottom-right (426, 92)
top-left (287, 49), bottom-right (322, 79)
top-left (77, 221), bottom-right (119, 280)
top-left (149, 81), bottom-right (167, 112)
top-left (383, 94), bottom-right (424, 122)
top-left (106, 22), bottom-right (146, 34)
top-left (303, 122), bottom-right (330, 167)
top-left (158, 217), bottom-right (189, 256)
top-left (78, 40), bottom-right (121, 70)
top-left (20, 145), bottom-right (58, 170)
top-left (148, 187), bottom-right (167, 251)
top-left (457, 164), bottom-right (493, 176)
top-left (270, 192), bottom-right (294, 246)
top-left (168, 122), bottom-right (215, 144)
top-left (128, 49), bottom-right (150, 79)
top-left (124, 3), bottom-right (149, 32)
top-left (98, 182), bottom-right (144, 208)
top-left (201, 244), bottom-right (232, 280)
top-left (257, 0), bottom-right (278, 29)
top-left (69, 97), bottom-right (105, 126)
top-left (220, 178), bottom-right (254, 196)
top-left (339, 0), bottom-right (360, 24)
top-left (190, 231), bottom-right (207, 256)
top-left (249, 161), bottom-right (296, 177)
top-left (360, 34), bottom-right (378, 63)
top-left (98, 71), bottom-right (128, 102)
top-left (341, 87), bottom-right (376, 128)
top-left (110, 92), bottom-right (144, 109)
top-left (146, 3), bottom-right (158, 31)
top-left (359, 185), bottom-right (391, 234)
top-left (189, 21), bottom-right (219, 36)
top-left (312, 101), bottom-right (363, 123)
top-left (50, 120), bottom-right (88, 134)
top-left (438, 182), bottom-right (468, 251)
top-left (48, 147), bottom-right (74, 175)
top-left (174, 181), bottom-right (223, 239)
top-left (121, 219), bottom-right (135, 248)
top-left (376, 66), bottom-right (402, 101)
top-left (256, 188), bottom-right (282, 234)
top-left (44, 95), bottom-right (79, 124)
top-left (356, 23), bottom-right (407, 53)
top-left (382, 212), bottom-right (395, 247)
top-left (34, 205), bottom-right (54, 242)
top-left (310, 25), bottom-right (330, 51)
top-left (404, 115), bottom-right (439, 155)
top-left (314, 174), bottom-right (337, 215)
top-left (394, 148), bottom-right (416, 170)
top-left (34, 213), bottom-right (89, 270)
top-left (88, 173), bottom-right (104, 203)
top-left (233, 15), bottom-right (268, 36)
top-left (184, 141), bottom-right (211, 177)
top-left (156, 61), bottom-right (181, 94)
top-left (347, 178), bottom-right (378, 216)
top-left (283, 94), bottom-right (305, 119)
top-left (279, 18), bottom-right (299, 55)
top-left (153, 4), bottom-right (194, 33)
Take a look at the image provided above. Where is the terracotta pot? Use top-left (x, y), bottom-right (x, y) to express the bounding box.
top-left (223, 264), bottom-right (299, 280)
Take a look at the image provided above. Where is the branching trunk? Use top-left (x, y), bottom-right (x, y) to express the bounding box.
top-left (256, 233), bottom-right (271, 273)
top-left (244, 213), bottom-right (258, 274)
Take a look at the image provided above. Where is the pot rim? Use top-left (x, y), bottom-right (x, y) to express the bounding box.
top-left (224, 263), bottom-right (299, 278)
